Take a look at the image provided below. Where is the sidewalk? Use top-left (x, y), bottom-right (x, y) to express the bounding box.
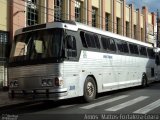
top-left (0, 91), bottom-right (26, 108)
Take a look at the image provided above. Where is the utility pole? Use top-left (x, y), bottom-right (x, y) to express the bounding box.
top-left (157, 9), bottom-right (159, 47)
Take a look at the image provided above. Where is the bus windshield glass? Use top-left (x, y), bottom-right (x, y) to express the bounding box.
top-left (9, 28), bottom-right (64, 64)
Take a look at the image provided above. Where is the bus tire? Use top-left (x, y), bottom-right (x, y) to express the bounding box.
top-left (141, 74), bottom-right (148, 87)
top-left (83, 76), bottom-right (97, 102)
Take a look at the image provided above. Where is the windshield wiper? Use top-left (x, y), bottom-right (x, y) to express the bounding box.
top-left (18, 37), bottom-right (32, 56)
top-left (19, 46), bottom-right (25, 56)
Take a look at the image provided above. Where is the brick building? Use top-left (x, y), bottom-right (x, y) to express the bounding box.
top-left (0, 0), bottom-right (9, 88)
top-left (9, 0), bottom-right (156, 42)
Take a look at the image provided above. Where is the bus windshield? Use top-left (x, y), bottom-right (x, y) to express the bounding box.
top-left (9, 28), bottom-right (64, 65)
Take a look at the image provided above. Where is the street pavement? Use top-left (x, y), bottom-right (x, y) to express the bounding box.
top-left (0, 82), bottom-right (160, 120)
top-left (0, 91), bottom-right (27, 108)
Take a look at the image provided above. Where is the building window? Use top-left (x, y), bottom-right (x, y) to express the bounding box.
top-left (0, 32), bottom-right (8, 61)
top-left (105, 13), bottom-right (109, 31)
top-left (0, 33), bottom-right (7, 43)
top-left (27, 0), bottom-right (38, 26)
top-left (134, 25), bottom-right (137, 39)
top-left (75, 0), bottom-right (81, 22)
top-left (54, 0), bottom-right (62, 21)
top-left (126, 21), bottom-right (129, 37)
top-left (92, 7), bottom-right (97, 27)
top-left (116, 17), bottom-right (120, 34)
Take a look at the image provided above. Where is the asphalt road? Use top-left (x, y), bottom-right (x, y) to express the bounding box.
top-left (1, 82), bottom-right (160, 120)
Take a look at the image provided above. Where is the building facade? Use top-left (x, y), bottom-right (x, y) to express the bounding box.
top-left (0, 0), bottom-right (9, 89)
top-left (0, 0), bottom-right (157, 88)
top-left (157, 16), bottom-right (160, 47)
top-left (9, 0), bottom-right (156, 43)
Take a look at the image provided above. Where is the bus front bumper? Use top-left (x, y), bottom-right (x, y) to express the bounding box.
top-left (8, 88), bottom-right (68, 100)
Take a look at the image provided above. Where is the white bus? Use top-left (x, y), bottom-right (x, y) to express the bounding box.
top-left (8, 21), bottom-right (157, 102)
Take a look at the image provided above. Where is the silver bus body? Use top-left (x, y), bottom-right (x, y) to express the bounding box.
top-left (8, 21), bottom-right (157, 101)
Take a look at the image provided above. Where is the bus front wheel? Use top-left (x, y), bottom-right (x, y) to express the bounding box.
top-left (83, 76), bottom-right (97, 102)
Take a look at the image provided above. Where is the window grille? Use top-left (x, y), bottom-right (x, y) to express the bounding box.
top-left (75, 0), bottom-right (81, 22)
top-left (54, 0), bottom-right (62, 21)
top-left (27, 0), bottom-right (38, 26)
top-left (92, 7), bottom-right (97, 27)
top-left (0, 32), bottom-right (8, 61)
top-left (105, 13), bottom-right (109, 31)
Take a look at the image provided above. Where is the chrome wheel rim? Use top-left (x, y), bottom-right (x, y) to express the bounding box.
top-left (87, 82), bottom-right (95, 97)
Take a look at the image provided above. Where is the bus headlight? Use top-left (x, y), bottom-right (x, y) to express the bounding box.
top-left (41, 79), bottom-right (53, 87)
top-left (10, 80), bottom-right (19, 88)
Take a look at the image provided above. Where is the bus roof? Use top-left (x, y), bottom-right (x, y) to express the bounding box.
top-left (75, 22), bottom-right (153, 48)
top-left (15, 21), bottom-right (153, 48)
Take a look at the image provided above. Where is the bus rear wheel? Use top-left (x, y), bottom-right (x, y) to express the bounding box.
top-left (141, 74), bottom-right (148, 87)
top-left (83, 76), bottom-right (97, 102)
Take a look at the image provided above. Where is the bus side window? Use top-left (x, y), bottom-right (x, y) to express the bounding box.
top-left (94, 35), bottom-right (100, 49)
top-left (109, 38), bottom-right (116, 51)
top-left (101, 36), bottom-right (116, 52)
top-left (129, 43), bottom-right (139, 55)
top-left (85, 33), bottom-right (96, 48)
top-left (147, 48), bottom-right (155, 59)
top-left (66, 35), bottom-right (77, 57)
top-left (80, 31), bottom-right (88, 48)
top-left (139, 46), bottom-right (147, 57)
top-left (84, 33), bottom-right (100, 49)
top-left (101, 37), bottom-right (108, 50)
top-left (80, 31), bottom-right (100, 49)
top-left (115, 39), bottom-right (129, 53)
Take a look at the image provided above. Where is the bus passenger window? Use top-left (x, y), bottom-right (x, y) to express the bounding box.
top-left (147, 48), bottom-right (155, 59)
top-left (139, 46), bottom-right (147, 56)
top-left (80, 31), bottom-right (100, 49)
top-left (94, 35), bottom-right (100, 49)
top-left (80, 31), bottom-right (87, 48)
top-left (109, 39), bottom-right (116, 51)
top-left (101, 37), bottom-right (116, 52)
top-left (84, 33), bottom-right (100, 49)
top-left (101, 37), bottom-right (107, 49)
top-left (129, 44), bottom-right (139, 55)
top-left (85, 33), bottom-right (96, 48)
top-left (116, 40), bottom-right (129, 53)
